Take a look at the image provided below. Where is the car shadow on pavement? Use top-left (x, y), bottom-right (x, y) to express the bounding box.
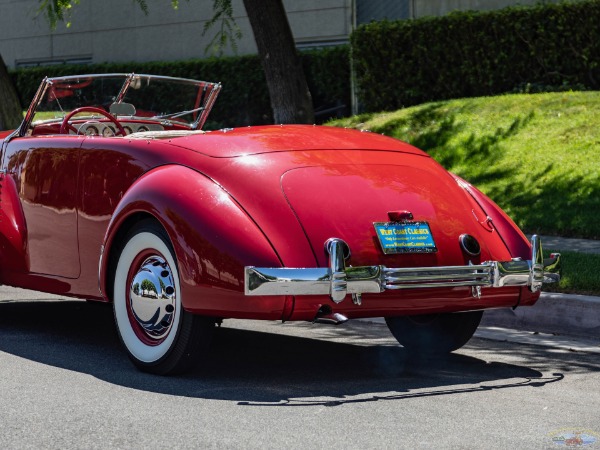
top-left (0, 299), bottom-right (584, 406)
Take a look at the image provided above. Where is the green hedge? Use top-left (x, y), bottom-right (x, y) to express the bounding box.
top-left (11, 46), bottom-right (350, 128)
top-left (351, 0), bottom-right (600, 112)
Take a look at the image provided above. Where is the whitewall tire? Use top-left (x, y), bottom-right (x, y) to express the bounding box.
top-left (113, 219), bottom-right (213, 375)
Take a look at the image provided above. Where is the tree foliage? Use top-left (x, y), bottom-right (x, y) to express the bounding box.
top-left (37, 0), bottom-right (80, 29)
top-left (39, 0), bottom-right (155, 28)
top-left (198, 0), bottom-right (242, 56)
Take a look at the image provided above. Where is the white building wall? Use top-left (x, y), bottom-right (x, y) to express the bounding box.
top-left (0, 0), bottom-right (580, 69)
top-left (0, 0), bottom-right (353, 68)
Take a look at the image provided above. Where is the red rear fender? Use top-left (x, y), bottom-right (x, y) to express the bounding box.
top-left (100, 165), bottom-right (287, 318)
top-left (451, 174), bottom-right (531, 259)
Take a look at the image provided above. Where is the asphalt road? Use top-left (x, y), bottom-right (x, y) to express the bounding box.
top-left (0, 288), bottom-right (599, 449)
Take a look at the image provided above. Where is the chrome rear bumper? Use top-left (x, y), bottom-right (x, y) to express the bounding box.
top-left (244, 235), bottom-right (561, 303)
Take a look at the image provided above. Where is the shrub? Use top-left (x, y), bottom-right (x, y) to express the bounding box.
top-left (351, 0), bottom-right (600, 112)
top-left (11, 46), bottom-right (351, 127)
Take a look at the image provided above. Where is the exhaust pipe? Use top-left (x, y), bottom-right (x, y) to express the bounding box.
top-left (313, 306), bottom-right (348, 325)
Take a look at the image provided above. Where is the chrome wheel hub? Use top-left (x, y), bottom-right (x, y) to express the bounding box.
top-left (129, 255), bottom-right (176, 340)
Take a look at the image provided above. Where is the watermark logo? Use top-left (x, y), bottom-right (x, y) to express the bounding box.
top-left (549, 429), bottom-right (599, 447)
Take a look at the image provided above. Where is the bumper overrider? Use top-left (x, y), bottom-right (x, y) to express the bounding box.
top-left (244, 235), bottom-right (561, 303)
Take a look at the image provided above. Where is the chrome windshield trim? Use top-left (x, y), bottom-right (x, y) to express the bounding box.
top-left (17, 77), bottom-right (52, 138)
top-left (17, 73), bottom-right (222, 136)
top-left (244, 235), bottom-right (561, 303)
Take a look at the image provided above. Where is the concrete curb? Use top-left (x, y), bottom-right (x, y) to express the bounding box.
top-left (532, 235), bottom-right (600, 254)
top-left (359, 292), bottom-right (600, 341)
top-left (474, 326), bottom-right (600, 353)
top-left (481, 292), bottom-right (600, 339)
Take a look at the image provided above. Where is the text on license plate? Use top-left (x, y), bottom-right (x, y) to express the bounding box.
top-left (373, 221), bottom-right (437, 254)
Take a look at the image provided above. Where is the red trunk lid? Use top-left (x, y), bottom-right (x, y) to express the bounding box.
top-left (281, 160), bottom-right (506, 268)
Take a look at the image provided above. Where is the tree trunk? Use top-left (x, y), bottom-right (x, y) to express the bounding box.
top-left (0, 54), bottom-right (23, 131)
top-left (242, 0), bottom-right (314, 124)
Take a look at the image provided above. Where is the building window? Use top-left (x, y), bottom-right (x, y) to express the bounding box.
top-left (15, 56), bottom-right (93, 69)
top-left (356, 0), bottom-right (411, 25)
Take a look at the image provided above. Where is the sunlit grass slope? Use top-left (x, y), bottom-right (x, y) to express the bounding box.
top-left (329, 92), bottom-right (600, 240)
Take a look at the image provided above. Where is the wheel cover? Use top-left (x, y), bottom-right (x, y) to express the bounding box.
top-left (128, 254), bottom-right (177, 344)
top-left (114, 231), bottom-right (182, 363)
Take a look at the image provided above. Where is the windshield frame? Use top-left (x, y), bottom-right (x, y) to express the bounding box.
top-left (17, 73), bottom-right (221, 137)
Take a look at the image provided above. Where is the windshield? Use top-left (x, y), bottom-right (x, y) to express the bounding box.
top-left (26, 73), bottom-right (221, 131)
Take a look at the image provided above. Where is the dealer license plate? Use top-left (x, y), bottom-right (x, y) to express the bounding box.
top-left (373, 221), bottom-right (437, 254)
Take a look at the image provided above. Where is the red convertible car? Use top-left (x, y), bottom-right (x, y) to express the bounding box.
top-left (0, 73), bottom-right (560, 374)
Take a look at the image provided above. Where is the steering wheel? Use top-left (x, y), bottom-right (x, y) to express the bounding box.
top-left (60, 106), bottom-right (126, 136)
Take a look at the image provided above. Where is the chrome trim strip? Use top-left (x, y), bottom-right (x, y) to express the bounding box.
top-left (115, 73), bottom-right (135, 104)
top-left (98, 244), bottom-right (105, 297)
top-left (17, 77), bottom-right (52, 138)
top-left (244, 235), bottom-right (561, 302)
top-left (193, 82), bottom-right (222, 130)
top-left (328, 238), bottom-right (348, 303)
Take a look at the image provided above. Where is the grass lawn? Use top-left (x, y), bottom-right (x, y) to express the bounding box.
top-left (32, 111), bottom-right (64, 121)
top-left (329, 91), bottom-right (600, 240)
top-left (544, 250), bottom-right (600, 296)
